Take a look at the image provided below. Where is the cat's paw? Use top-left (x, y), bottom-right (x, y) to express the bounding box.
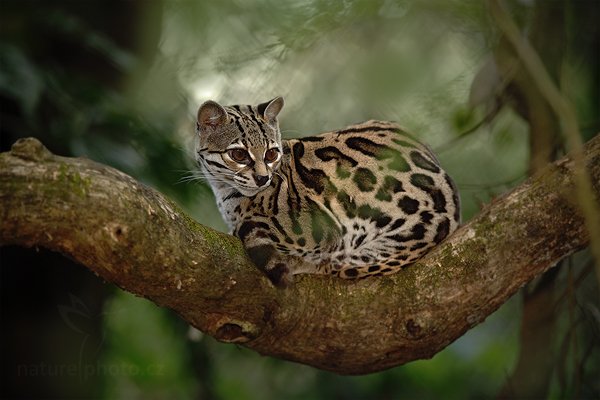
top-left (265, 263), bottom-right (294, 287)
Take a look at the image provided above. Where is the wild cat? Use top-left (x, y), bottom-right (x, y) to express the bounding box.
top-left (194, 97), bottom-right (459, 284)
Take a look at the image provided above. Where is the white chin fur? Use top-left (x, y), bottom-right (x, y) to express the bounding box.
top-left (237, 187), bottom-right (262, 196)
top-left (236, 183), bottom-right (271, 196)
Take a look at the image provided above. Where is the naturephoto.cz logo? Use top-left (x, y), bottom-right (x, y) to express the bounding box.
top-left (16, 294), bottom-right (164, 380)
top-left (16, 361), bottom-right (164, 379)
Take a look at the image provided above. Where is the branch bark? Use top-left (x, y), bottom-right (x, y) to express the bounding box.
top-left (1, 136), bottom-right (598, 375)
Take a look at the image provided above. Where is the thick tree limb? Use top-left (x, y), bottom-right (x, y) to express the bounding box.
top-left (1, 136), bottom-right (598, 374)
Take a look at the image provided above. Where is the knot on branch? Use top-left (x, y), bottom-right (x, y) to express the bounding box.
top-left (11, 137), bottom-right (52, 162)
top-left (213, 319), bottom-right (261, 343)
top-left (105, 222), bottom-right (129, 243)
top-left (405, 318), bottom-right (425, 339)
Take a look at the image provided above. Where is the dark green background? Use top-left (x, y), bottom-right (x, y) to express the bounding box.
top-left (1, 1), bottom-right (598, 398)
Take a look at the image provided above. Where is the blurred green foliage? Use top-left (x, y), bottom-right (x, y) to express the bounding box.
top-left (1, 0), bottom-right (598, 399)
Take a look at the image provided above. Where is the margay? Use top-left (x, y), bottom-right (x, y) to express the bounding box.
top-left (194, 97), bottom-right (460, 284)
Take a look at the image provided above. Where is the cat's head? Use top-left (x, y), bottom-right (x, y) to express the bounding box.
top-left (195, 97), bottom-right (284, 196)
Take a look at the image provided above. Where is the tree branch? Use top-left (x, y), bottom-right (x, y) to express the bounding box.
top-left (1, 136), bottom-right (598, 374)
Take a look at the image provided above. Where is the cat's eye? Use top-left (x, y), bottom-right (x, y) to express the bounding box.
top-left (264, 148), bottom-right (279, 163)
top-left (228, 149), bottom-right (250, 163)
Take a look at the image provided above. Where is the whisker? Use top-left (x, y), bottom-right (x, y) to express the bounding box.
top-left (176, 169), bottom-right (237, 186)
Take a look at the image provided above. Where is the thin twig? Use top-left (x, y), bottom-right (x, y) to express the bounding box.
top-left (488, 0), bottom-right (600, 288)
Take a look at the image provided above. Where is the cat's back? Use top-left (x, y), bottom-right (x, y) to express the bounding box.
top-left (281, 120), bottom-right (460, 274)
top-left (291, 120), bottom-right (439, 184)
top-left (286, 120), bottom-right (459, 222)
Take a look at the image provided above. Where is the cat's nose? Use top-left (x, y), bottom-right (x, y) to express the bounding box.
top-left (254, 174), bottom-right (269, 187)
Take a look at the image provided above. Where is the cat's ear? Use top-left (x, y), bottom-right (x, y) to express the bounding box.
top-left (257, 96), bottom-right (284, 125)
top-left (197, 100), bottom-right (227, 130)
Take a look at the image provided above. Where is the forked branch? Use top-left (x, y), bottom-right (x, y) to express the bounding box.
top-left (1, 135), bottom-right (598, 374)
